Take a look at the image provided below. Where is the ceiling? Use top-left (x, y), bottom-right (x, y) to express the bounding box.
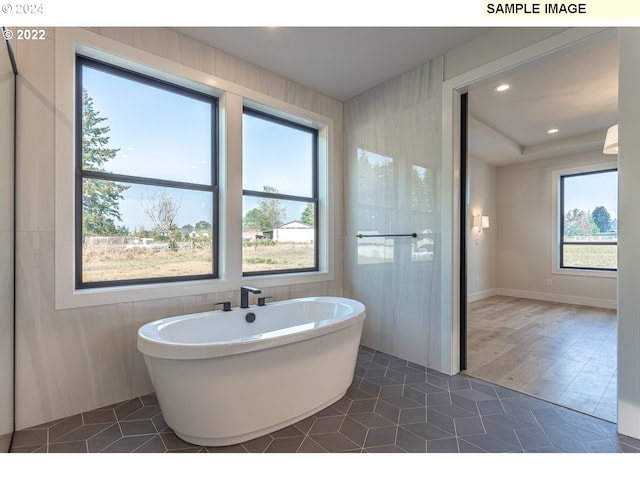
top-left (173, 27), bottom-right (491, 101)
top-left (468, 35), bottom-right (618, 166)
top-left (173, 27), bottom-right (619, 167)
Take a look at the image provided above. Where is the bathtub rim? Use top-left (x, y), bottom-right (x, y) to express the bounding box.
top-left (137, 296), bottom-right (366, 361)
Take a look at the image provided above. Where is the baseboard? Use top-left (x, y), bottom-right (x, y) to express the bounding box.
top-left (493, 288), bottom-right (617, 310)
top-left (467, 288), bottom-right (499, 303)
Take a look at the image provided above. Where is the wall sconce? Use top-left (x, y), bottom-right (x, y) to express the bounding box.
top-left (473, 215), bottom-right (490, 233)
top-left (603, 124), bottom-right (618, 154)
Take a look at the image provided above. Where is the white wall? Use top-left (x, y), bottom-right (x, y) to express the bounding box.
top-left (617, 27), bottom-right (640, 439)
top-left (344, 61), bottom-right (444, 369)
top-left (495, 151), bottom-right (617, 308)
top-left (14, 27), bottom-right (344, 430)
top-left (467, 156), bottom-right (497, 301)
top-left (0, 39), bottom-right (15, 451)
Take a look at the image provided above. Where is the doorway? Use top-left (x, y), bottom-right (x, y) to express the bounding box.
top-left (458, 32), bottom-right (619, 422)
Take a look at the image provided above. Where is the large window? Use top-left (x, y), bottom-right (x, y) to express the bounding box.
top-left (75, 56), bottom-right (218, 288)
top-left (242, 108), bottom-right (318, 275)
top-left (559, 168), bottom-right (617, 271)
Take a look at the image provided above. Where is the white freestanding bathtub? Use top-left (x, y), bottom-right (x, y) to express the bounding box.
top-left (137, 296), bottom-right (366, 447)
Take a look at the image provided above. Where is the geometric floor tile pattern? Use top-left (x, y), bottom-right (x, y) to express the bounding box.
top-left (10, 346), bottom-right (640, 453)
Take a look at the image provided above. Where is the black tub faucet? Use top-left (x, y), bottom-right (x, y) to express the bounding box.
top-left (240, 286), bottom-right (262, 308)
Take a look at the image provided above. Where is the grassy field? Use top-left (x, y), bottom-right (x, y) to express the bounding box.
top-left (242, 242), bottom-right (315, 272)
top-left (82, 243), bottom-right (213, 282)
top-left (563, 244), bottom-right (617, 269)
top-left (83, 241), bottom-right (615, 282)
top-left (82, 241), bottom-right (315, 282)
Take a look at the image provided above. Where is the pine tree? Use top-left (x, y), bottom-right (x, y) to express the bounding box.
top-left (81, 89), bottom-right (129, 236)
top-left (592, 206), bottom-right (612, 233)
top-left (300, 203), bottom-right (314, 226)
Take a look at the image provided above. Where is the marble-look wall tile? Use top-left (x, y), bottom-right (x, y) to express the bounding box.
top-left (132, 27), bottom-right (184, 66)
top-left (0, 36), bottom-right (15, 445)
top-left (0, 70), bottom-right (13, 231)
top-left (15, 33), bottom-right (55, 233)
top-left (15, 231), bottom-right (134, 428)
top-left (0, 231), bottom-right (14, 439)
top-left (344, 59), bottom-right (443, 369)
top-left (84, 27), bottom-right (135, 47)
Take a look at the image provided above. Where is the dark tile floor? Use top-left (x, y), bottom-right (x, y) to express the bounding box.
top-left (10, 346), bottom-right (640, 453)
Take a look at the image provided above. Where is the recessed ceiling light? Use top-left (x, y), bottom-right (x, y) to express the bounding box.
top-left (495, 84), bottom-right (510, 92)
top-left (548, 128), bottom-right (559, 134)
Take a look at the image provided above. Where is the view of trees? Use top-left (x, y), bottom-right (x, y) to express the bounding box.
top-left (143, 192), bottom-right (181, 238)
top-left (300, 203), bottom-right (314, 225)
top-left (81, 89), bottom-right (130, 236)
top-left (82, 89), bottom-right (215, 246)
top-left (243, 185), bottom-right (287, 232)
top-left (256, 185), bottom-right (286, 231)
top-left (592, 205), bottom-right (613, 233)
top-left (83, 91), bottom-right (310, 244)
top-left (564, 205), bottom-right (615, 236)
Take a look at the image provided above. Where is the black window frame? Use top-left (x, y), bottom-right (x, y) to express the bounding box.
top-left (559, 167), bottom-right (618, 272)
top-left (242, 107), bottom-right (319, 276)
top-left (75, 55), bottom-right (219, 289)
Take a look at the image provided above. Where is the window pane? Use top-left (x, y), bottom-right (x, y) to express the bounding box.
top-left (563, 170), bottom-right (617, 239)
top-left (81, 64), bottom-right (213, 185)
top-left (561, 169), bottom-right (617, 270)
top-left (242, 196), bottom-right (315, 272)
top-left (242, 113), bottom-right (314, 197)
top-left (563, 244), bottom-right (617, 269)
top-left (81, 179), bottom-right (214, 283)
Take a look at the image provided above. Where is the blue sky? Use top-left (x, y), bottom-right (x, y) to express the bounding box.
top-left (83, 64), bottom-right (313, 231)
top-left (564, 170), bottom-right (618, 220)
top-left (83, 65), bottom-right (212, 185)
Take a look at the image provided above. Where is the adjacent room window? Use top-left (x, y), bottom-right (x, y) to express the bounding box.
top-left (559, 168), bottom-right (618, 271)
top-left (242, 108), bottom-right (318, 275)
top-left (76, 55), bottom-right (218, 288)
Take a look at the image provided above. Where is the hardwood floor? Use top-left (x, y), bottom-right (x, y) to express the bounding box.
top-left (464, 296), bottom-right (617, 422)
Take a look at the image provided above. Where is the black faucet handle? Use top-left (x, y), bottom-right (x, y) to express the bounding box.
top-left (215, 301), bottom-right (232, 312)
top-left (257, 296), bottom-right (272, 307)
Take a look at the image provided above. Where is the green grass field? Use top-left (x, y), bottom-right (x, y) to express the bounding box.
top-left (563, 244), bottom-right (617, 269)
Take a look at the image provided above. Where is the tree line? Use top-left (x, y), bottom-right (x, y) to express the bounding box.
top-left (564, 206), bottom-right (615, 236)
top-left (242, 186), bottom-right (314, 233)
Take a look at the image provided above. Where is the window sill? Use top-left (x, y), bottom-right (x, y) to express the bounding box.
top-left (552, 267), bottom-right (617, 279)
top-left (55, 269), bottom-right (334, 310)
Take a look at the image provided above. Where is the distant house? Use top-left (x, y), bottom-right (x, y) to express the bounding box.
top-left (242, 229), bottom-right (264, 241)
top-left (264, 221), bottom-right (314, 243)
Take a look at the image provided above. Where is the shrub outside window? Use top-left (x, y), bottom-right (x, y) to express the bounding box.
top-left (559, 168), bottom-right (617, 271)
top-left (242, 108), bottom-right (318, 275)
top-left (76, 55), bottom-right (218, 288)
